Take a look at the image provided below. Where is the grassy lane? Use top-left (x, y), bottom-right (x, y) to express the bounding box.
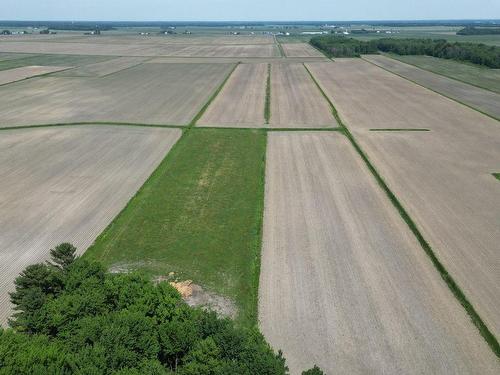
top-left (85, 128), bottom-right (267, 327)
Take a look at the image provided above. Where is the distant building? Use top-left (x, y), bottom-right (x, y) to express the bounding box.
top-left (1, 30), bottom-right (11, 35)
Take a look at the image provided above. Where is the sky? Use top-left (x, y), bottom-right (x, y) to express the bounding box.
top-left (2, 0), bottom-right (499, 22)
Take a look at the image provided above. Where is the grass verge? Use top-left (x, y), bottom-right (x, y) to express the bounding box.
top-left (304, 61), bottom-right (500, 357)
top-left (275, 37), bottom-right (286, 57)
top-left (264, 64), bottom-right (271, 124)
top-left (84, 128), bottom-right (267, 328)
top-left (189, 63), bottom-right (239, 127)
top-left (0, 121), bottom-right (184, 131)
top-left (369, 128), bottom-right (430, 132)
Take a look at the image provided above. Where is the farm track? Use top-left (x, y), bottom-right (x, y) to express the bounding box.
top-left (306, 59), bottom-right (500, 347)
top-left (362, 54), bottom-right (500, 120)
top-left (260, 131), bottom-right (499, 374)
top-left (0, 125), bottom-right (181, 325)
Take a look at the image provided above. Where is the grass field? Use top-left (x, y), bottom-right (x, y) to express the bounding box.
top-left (85, 128), bottom-right (267, 327)
top-left (385, 54), bottom-right (500, 93)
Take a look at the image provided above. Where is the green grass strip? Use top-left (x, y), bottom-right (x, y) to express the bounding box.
top-left (189, 63), bottom-right (239, 127)
top-left (304, 62), bottom-right (500, 357)
top-left (369, 128), bottom-right (430, 132)
top-left (85, 128), bottom-right (267, 328)
top-left (264, 63), bottom-right (271, 124)
top-left (0, 121), bottom-right (184, 131)
top-left (278, 43), bottom-right (286, 58)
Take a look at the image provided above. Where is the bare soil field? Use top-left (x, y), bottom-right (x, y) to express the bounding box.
top-left (0, 41), bottom-right (279, 58)
top-left (0, 125), bottom-right (181, 325)
top-left (362, 54), bottom-right (500, 119)
top-left (306, 59), bottom-right (500, 338)
top-left (148, 56), bottom-right (329, 64)
top-left (198, 63), bottom-right (267, 127)
top-left (269, 63), bottom-right (336, 128)
top-left (55, 56), bottom-right (149, 77)
top-left (382, 54), bottom-right (500, 94)
top-left (259, 131), bottom-right (499, 374)
top-left (168, 44), bottom-right (280, 58)
top-left (306, 59), bottom-right (499, 130)
top-left (38, 35), bottom-right (275, 45)
top-left (0, 63), bottom-right (233, 126)
top-left (0, 65), bottom-right (69, 85)
top-left (281, 43), bottom-right (324, 58)
top-left (0, 41), bottom-right (159, 56)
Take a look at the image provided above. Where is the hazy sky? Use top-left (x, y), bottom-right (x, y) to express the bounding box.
top-left (2, 0), bottom-right (499, 21)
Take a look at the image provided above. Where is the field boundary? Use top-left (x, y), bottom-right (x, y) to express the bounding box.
top-left (251, 130), bottom-right (268, 327)
top-left (275, 36), bottom-right (286, 58)
top-left (362, 57), bottom-right (500, 122)
top-left (264, 63), bottom-right (271, 124)
top-left (0, 121), bottom-right (184, 131)
top-left (383, 53), bottom-right (500, 95)
top-left (0, 66), bottom-right (74, 88)
top-left (369, 128), bottom-right (430, 132)
top-left (304, 62), bottom-right (500, 357)
top-left (190, 62), bottom-right (240, 127)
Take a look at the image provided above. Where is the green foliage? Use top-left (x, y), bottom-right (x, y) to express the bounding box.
top-left (2, 247), bottom-right (289, 374)
top-left (375, 38), bottom-right (500, 68)
top-left (265, 64), bottom-right (271, 124)
top-left (85, 129), bottom-right (267, 327)
top-left (49, 243), bottom-right (77, 270)
top-left (310, 36), bottom-right (500, 68)
top-left (302, 365), bottom-right (325, 375)
top-left (310, 35), bottom-right (378, 57)
top-left (457, 27), bottom-right (500, 36)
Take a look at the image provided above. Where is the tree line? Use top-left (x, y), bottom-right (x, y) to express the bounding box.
top-left (310, 36), bottom-right (500, 68)
top-left (0, 244), bottom-right (323, 375)
top-left (457, 27), bottom-right (500, 36)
